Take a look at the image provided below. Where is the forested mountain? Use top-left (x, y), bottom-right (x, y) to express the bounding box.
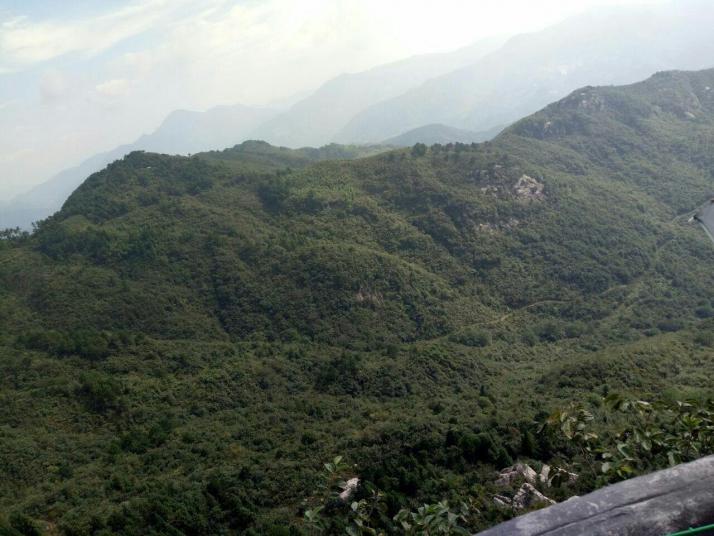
top-left (0, 38), bottom-right (504, 232)
top-left (8, 1), bottom-right (714, 232)
top-left (2, 69), bottom-right (714, 534)
top-left (336, 0), bottom-right (714, 143)
top-left (0, 105), bottom-right (278, 231)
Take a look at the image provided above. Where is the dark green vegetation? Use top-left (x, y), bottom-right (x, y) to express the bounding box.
top-left (2, 69), bottom-right (714, 535)
top-left (381, 124), bottom-right (501, 148)
top-left (301, 396), bottom-right (714, 534)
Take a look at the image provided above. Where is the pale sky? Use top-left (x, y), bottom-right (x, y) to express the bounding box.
top-left (0, 0), bottom-right (663, 200)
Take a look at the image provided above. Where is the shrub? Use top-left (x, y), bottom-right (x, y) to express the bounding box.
top-left (75, 372), bottom-right (124, 413)
top-left (450, 328), bottom-right (491, 348)
top-left (411, 143), bottom-right (427, 157)
top-left (17, 330), bottom-right (134, 360)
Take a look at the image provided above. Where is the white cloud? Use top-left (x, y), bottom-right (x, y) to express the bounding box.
top-left (0, 0), bottom-right (209, 72)
top-left (95, 78), bottom-right (130, 98)
top-left (116, 0), bottom-right (412, 106)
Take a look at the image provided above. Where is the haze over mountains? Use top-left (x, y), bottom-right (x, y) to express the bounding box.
top-left (4, 0), bottom-right (714, 232)
top-left (249, 36), bottom-right (507, 148)
top-left (336, 0), bottom-right (714, 142)
top-left (381, 123), bottom-right (504, 147)
top-left (0, 36), bottom-right (502, 230)
top-left (0, 105), bottom-right (280, 229)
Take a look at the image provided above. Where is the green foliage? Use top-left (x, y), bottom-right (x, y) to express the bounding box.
top-left (76, 371), bottom-right (124, 413)
top-left (2, 70), bottom-right (714, 534)
top-left (449, 328), bottom-right (491, 348)
top-left (411, 143), bottom-right (428, 157)
top-left (600, 395), bottom-right (714, 476)
top-left (308, 393), bottom-right (714, 534)
top-left (0, 228), bottom-right (29, 244)
top-left (542, 396), bottom-right (714, 482)
top-left (304, 457), bottom-right (475, 535)
top-left (394, 502), bottom-right (472, 535)
top-left (0, 514), bottom-right (40, 536)
top-left (457, 431), bottom-right (513, 466)
top-left (17, 329), bottom-right (136, 360)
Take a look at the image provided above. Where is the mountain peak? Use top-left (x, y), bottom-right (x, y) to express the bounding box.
top-left (505, 68), bottom-right (714, 142)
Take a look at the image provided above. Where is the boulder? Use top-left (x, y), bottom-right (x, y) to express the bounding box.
top-left (338, 477), bottom-right (360, 502)
top-left (493, 484), bottom-right (556, 512)
top-left (539, 465), bottom-right (550, 485)
top-left (547, 467), bottom-right (578, 488)
top-left (496, 464), bottom-right (537, 486)
top-left (512, 484), bottom-right (556, 510)
top-left (494, 495), bottom-right (513, 509)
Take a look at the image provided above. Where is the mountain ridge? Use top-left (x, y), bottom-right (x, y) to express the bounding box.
top-left (0, 103), bottom-right (278, 230)
top-left (336, 1), bottom-right (714, 142)
top-left (249, 35), bottom-right (506, 148)
top-left (381, 123), bottom-right (504, 147)
top-left (0, 37), bottom-right (506, 231)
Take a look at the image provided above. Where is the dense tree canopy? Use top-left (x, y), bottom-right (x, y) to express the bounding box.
top-left (1, 69), bottom-right (714, 534)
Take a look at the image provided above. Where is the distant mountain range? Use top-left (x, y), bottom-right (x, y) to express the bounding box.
top-left (250, 36), bottom-right (507, 148)
top-left (4, 0), bottom-right (714, 230)
top-left (0, 105), bottom-right (277, 230)
top-left (382, 124), bottom-right (504, 147)
top-left (335, 0), bottom-right (714, 142)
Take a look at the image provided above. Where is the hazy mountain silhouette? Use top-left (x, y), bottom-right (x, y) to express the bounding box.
top-left (249, 36), bottom-right (506, 147)
top-left (336, 1), bottom-right (714, 142)
top-left (0, 104), bottom-right (276, 229)
top-left (382, 123), bottom-right (504, 147)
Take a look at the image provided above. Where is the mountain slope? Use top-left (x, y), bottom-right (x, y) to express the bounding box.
top-left (382, 123), bottom-right (503, 147)
top-left (0, 36), bottom-right (505, 231)
top-left (134, 105), bottom-right (278, 155)
top-left (0, 104), bottom-right (278, 230)
top-left (2, 69), bottom-right (714, 534)
top-left (337, 0), bottom-right (714, 143)
top-left (250, 36), bottom-right (506, 148)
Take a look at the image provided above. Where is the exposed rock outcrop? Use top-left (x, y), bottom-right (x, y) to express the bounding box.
top-left (339, 477), bottom-right (360, 502)
top-left (513, 175), bottom-right (544, 200)
top-left (546, 467), bottom-right (578, 487)
top-left (538, 464), bottom-right (550, 485)
top-left (495, 464), bottom-right (538, 487)
top-left (493, 484), bottom-right (556, 511)
top-left (512, 484), bottom-right (556, 510)
top-left (477, 455), bottom-right (714, 536)
top-left (493, 495), bottom-right (513, 509)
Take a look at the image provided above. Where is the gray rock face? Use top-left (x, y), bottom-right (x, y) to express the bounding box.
top-left (496, 464), bottom-right (538, 487)
top-left (539, 465), bottom-right (551, 485)
top-left (494, 484), bottom-right (556, 512)
top-left (512, 484), bottom-right (556, 510)
top-left (476, 455), bottom-right (714, 536)
top-left (338, 477), bottom-right (360, 502)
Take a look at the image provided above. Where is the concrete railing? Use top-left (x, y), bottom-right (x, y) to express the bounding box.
top-left (476, 455), bottom-right (714, 536)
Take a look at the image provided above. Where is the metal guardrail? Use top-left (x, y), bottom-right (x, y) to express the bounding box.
top-left (667, 524), bottom-right (714, 536)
